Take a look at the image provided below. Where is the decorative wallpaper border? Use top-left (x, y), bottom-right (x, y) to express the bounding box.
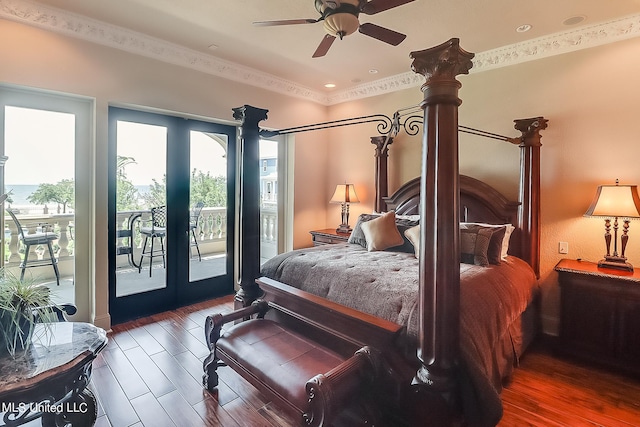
top-left (2, 0), bottom-right (639, 106)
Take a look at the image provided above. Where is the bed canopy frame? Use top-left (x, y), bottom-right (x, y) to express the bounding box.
top-left (224, 38), bottom-right (547, 424)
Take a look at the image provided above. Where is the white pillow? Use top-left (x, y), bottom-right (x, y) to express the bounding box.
top-left (404, 225), bottom-right (420, 258)
top-left (361, 211), bottom-right (404, 251)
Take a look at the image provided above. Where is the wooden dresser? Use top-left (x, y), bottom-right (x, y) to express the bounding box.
top-left (309, 228), bottom-right (351, 246)
top-left (555, 258), bottom-right (640, 376)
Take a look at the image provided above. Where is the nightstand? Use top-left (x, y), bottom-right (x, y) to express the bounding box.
top-left (309, 228), bottom-right (351, 246)
top-left (555, 258), bottom-right (640, 376)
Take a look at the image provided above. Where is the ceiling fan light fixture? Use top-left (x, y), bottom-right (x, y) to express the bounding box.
top-left (323, 12), bottom-right (360, 38)
top-left (259, 0), bottom-right (413, 57)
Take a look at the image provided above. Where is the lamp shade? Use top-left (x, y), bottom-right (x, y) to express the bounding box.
top-left (585, 183), bottom-right (640, 218)
top-left (330, 184), bottom-right (359, 204)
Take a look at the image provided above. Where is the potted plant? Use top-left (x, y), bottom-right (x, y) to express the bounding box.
top-left (0, 268), bottom-right (58, 357)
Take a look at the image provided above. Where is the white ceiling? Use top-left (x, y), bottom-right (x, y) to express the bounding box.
top-left (13, 0), bottom-right (640, 99)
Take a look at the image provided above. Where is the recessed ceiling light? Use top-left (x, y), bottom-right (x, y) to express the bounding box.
top-left (563, 15), bottom-right (586, 26)
top-left (324, 83), bottom-right (336, 88)
top-left (516, 24), bottom-right (532, 33)
top-left (369, 69), bottom-right (378, 74)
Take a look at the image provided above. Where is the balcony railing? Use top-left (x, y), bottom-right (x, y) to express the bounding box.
top-left (3, 206), bottom-right (278, 282)
top-left (3, 212), bottom-right (74, 279)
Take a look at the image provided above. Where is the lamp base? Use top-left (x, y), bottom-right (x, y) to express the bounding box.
top-left (336, 224), bottom-right (352, 234)
top-left (598, 256), bottom-right (634, 271)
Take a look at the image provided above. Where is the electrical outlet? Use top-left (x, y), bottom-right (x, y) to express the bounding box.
top-left (559, 241), bottom-right (569, 254)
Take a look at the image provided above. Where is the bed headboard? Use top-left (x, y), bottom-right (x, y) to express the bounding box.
top-left (383, 175), bottom-right (523, 259)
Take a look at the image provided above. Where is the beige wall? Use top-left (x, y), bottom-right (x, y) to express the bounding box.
top-left (0, 18), bottom-right (330, 329)
top-left (324, 37), bottom-right (640, 335)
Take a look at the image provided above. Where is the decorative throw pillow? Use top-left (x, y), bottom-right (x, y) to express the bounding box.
top-left (393, 217), bottom-right (420, 253)
top-left (348, 213), bottom-right (380, 248)
top-left (404, 225), bottom-right (420, 258)
top-left (360, 211), bottom-right (404, 251)
top-left (395, 213), bottom-right (421, 222)
top-left (460, 226), bottom-right (495, 266)
top-left (501, 224), bottom-right (515, 259)
top-left (460, 223), bottom-right (506, 264)
top-left (461, 222), bottom-right (515, 260)
top-left (349, 213), bottom-right (418, 253)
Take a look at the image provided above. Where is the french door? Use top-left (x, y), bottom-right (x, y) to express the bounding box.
top-left (108, 107), bottom-right (236, 323)
top-left (0, 84), bottom-right (92, 322)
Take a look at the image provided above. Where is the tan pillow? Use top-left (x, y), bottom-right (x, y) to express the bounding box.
top-left (361, 211), bottom-right (404, 251)
top-left (404, 225), bottom-right (420, 258)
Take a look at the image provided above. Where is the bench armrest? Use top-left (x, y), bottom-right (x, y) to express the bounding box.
top-left (304, 346), bottom-right (381, 427)
top-left (204, 300), bottom-right (269, 351)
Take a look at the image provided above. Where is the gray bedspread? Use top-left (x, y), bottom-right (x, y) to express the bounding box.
top-left (260, 242), bottom-right (539, 426)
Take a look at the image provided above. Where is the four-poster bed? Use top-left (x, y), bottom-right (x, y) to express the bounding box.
top-left (202, 38), bottom-right (547, 426)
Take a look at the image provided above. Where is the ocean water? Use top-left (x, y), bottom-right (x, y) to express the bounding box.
top-left (4, 184), bottom-right (40, 206)
top-left (4, 184), bottom-right (152, 207)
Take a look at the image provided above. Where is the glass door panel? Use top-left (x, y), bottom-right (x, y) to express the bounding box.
top-left (114, 120), bottom-right (167, 297)
top-left (188, 130), bottom-right (228, 282)
top-left (3, 106), bottom-right (76, 305)
top-left (260, 138), bottom-right (278, 263)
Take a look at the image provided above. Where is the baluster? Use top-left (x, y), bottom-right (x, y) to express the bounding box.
top-left (203, 212), bottom-right (213, 240)
top-left (215, 212), bottom-right (223, 239)
top-left (7, 222), bottom-right (21, 264)
top-left (220, 211), bottom-right (227, 238)
top-left (57, 218), bottom-right (70, 257)
top-left (268, 215), bottom-right (274, 242)
top-left (270, 216), bottom-right (277, 242)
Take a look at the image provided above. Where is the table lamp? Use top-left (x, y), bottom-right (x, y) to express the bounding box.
top-left (330, 184), bottom-right (359, 234)
top-left (584, 179), bottom-right (640, 271)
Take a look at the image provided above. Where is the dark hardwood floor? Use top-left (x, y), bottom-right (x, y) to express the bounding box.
top-left (71, 295), bottom-right (640, 426)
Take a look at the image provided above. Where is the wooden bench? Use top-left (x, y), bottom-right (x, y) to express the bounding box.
top-left (203, 278), bottom-right (404, 426)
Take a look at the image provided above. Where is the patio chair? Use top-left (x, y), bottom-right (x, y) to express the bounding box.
top-left (5, 209), bottom-right (60, 286)
top-left (138, 205), bottom-right (166, 277)
top-left (190, 201), bottom-right (204, 262)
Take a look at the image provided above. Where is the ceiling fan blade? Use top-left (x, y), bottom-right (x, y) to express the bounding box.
top-left (360, 0), bottom-right (415, 15)
top-left (358, 23), bottom-right (406, 45)
top-left (253, 18), bottom-right (319, 26)
top-left (312, 34), bottom-right (336, 58)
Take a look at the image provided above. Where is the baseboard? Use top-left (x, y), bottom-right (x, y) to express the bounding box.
top-left (93, 313), bottom-right (112, 332)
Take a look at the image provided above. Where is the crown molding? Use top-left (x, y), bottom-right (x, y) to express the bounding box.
top-left (2, 0), bottom-right (639, 106)
top-left (329, 13), bottom-right (640, 104)
top-left (0, 0), bottom-right (329, 104)
top-left (472, 13), bottom-right (640, 72)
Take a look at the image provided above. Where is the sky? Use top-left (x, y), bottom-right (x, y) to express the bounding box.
top-left (4, 106), bottom-right (279, 187)
top-left (4, 106), bottom-right (75, 185)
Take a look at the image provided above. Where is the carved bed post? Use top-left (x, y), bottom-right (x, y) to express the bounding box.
top-left (515, 117), bottom-right (548, 278)
top-left (233, 105), bottom-right (269, 308)
top-left (371, 136), bottom-right (393, 213)
top-left (409, 39), bottom-right (474, 400)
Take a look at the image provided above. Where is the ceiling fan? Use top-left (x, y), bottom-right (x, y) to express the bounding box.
top-left (254, 0), bottom-right (416, 58)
